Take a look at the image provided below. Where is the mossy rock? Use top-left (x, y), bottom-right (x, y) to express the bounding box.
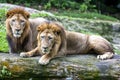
top-left (0, 53), bottom-right (120, 80)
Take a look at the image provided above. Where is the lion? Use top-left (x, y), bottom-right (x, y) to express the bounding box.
top-left (20, 22), bottom-right (114, 65)
top-left (5, 8), bottom-right (47, 54)
top-left (66, 31), bottom-right (114, 60)
top-left (20, 21), bottom-right (66, 65)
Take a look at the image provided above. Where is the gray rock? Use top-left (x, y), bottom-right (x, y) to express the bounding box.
top-left (0, 53), bottom-right (120, 80)
top-left (112, 23), bottom-right (120, 32)
top-left (0, 3), bottom-right (54, 16)
top-left (0, 3), bottom-right (40, 14)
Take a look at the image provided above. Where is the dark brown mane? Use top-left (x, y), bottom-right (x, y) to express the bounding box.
top-left (5, 8), bottom-right (32, 53)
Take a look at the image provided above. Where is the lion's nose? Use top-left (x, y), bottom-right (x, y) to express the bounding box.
top-left (16, 29), bottom-right (21, 32)
top-left (42, 46), bottom-right (48, 50)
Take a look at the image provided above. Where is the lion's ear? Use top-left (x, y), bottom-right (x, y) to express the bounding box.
top-left (54, 30), bottom-right (61, 36)
top-left (37, 26), bottom-right (43, 32)
top-left (37, 26), bottom-right (41, 32)
top-left (6, 12), bottom-right (12, 18)
top-left (53, 23), bottom-right (62, 35)
top-left (6, 12), bottom-right (9, 18)
top-left (37, 23), bottom-right (48, 32)
top-left (24, 11), bottom-right (30, 19)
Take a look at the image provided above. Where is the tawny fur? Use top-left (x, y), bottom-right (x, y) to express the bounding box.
top-left (20, 22), bottom-right (114, 65)
top-left (6, 8), bottom-right (47, 53)
top-left (66, 31), bottom-right (114, 55)
top-left (20, 22), bottom-right (66, 65)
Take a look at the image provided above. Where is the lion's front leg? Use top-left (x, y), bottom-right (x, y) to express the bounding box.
top-left (39, 54), bottom-right (52, 65)
top-left (20, 47), bottom-right (39, 58)
top-left (24, 35), bottom-right (33, 52)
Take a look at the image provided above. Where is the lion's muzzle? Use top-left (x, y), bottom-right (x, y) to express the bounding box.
top-left (41, 46), bottom-right (50, 54)
top-left (13, 29), bottom-right (23, 38)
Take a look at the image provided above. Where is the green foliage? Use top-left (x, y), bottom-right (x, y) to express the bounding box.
top-left (43, 0), bottom-right (80, 10)
top-left (80, 30), bottom-right (99, 35)
top-left (0, 66), bottom-right (12, 78)
top-left (31, 12), bottom-right (50, 18)
top-left (0, 8), bottom-right (9, 52)
top-left (115, 49), bottom-right (120, 54)
top-left (40, 0), bottom-right (96, 12)
top-left (0, 0), bottom-right (96, 12)
top-left (80, 0), bottom-right (96, 12)
top-left (0, 27), bottom-right (9, 52)
top-left (31, 10), bottom-right (118, 22)
top-left (80, 3), bottom-right (88, 12)
top-left (42, 0), bottom-right (96, 12)
top-left (0, 8), bottom-right (7, 21)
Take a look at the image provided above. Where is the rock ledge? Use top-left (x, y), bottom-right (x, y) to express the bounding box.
top-left (0, 53), bottom-right (120, 80)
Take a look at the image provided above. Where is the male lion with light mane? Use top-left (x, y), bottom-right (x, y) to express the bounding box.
top-left (6, 8), bottom-right (47, 54)
top-left (20, 22), bottom-right (114, 65)
top-left (20, 22), bottom-right (66, 64)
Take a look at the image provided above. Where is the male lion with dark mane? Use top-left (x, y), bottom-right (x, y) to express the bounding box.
top-left (6, 8), bottom-right (47, 54)
top-left (20, 22), bottom-right (114, 65)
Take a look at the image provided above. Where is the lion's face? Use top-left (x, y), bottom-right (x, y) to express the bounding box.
top-left (38, 29), bottom-right (56, 54)
top-left (9, 14), bottom-right (27, 38)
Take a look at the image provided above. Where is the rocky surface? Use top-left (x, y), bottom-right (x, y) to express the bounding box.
top-left (0, 53), bottom-right (120, 80)
top-left (0, 3), bottom-right (54, 16)
top-left (0, 3), bottom-right (40, 13)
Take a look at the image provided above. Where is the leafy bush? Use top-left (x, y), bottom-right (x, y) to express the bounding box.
top-left (0, 8), bottom-right (8, 52)
top-left (0, 8), bottom-right (7, 21)
top-left (43, 0), bottom-right (80, 10)
top-left (39, 0), bottom-right (96, 12)
top-left (0, 66), bottom-right (12, 78)
top-left (0, 0), bottom-right (96, 12)
top-left (80, 0), bottom-right (96, 12)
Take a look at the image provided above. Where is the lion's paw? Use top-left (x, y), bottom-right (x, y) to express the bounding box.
top-left (97, 54), bottom-right (108, 60)
top-left (20, 52), bottom-right (29, 58)
top-left (38, 57), bottom-right (50, 65)
top-left (97, 52), bottom-right (114, 60)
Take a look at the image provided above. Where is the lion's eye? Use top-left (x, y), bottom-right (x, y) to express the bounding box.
top-left (20, 20), bottom-right (25, 24)
top-left (41, 36), bottom-right (45, 39)
top-left (21, 20), bottom-right (25, 23)
top-left (20, 20), bottom-right (25, 26)
top-left (12, 19), bottom-right (15, 22)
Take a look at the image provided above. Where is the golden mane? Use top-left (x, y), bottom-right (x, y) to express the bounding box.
top-left (6, 8), bottom-right (30, 19)
top-left (37, 22), bottom-right (62, 33)
top-left (37, 21), bottom-right (66, 54)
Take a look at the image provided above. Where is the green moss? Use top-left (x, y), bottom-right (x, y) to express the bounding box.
top-left (115, 49), bottom-right (120, 54)
top-left (0, 66), bottom-right (12, 78)
top-left (53, 10), bottom-right (118, 21)
top-left (31, 12), bottom-right (52, 18)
